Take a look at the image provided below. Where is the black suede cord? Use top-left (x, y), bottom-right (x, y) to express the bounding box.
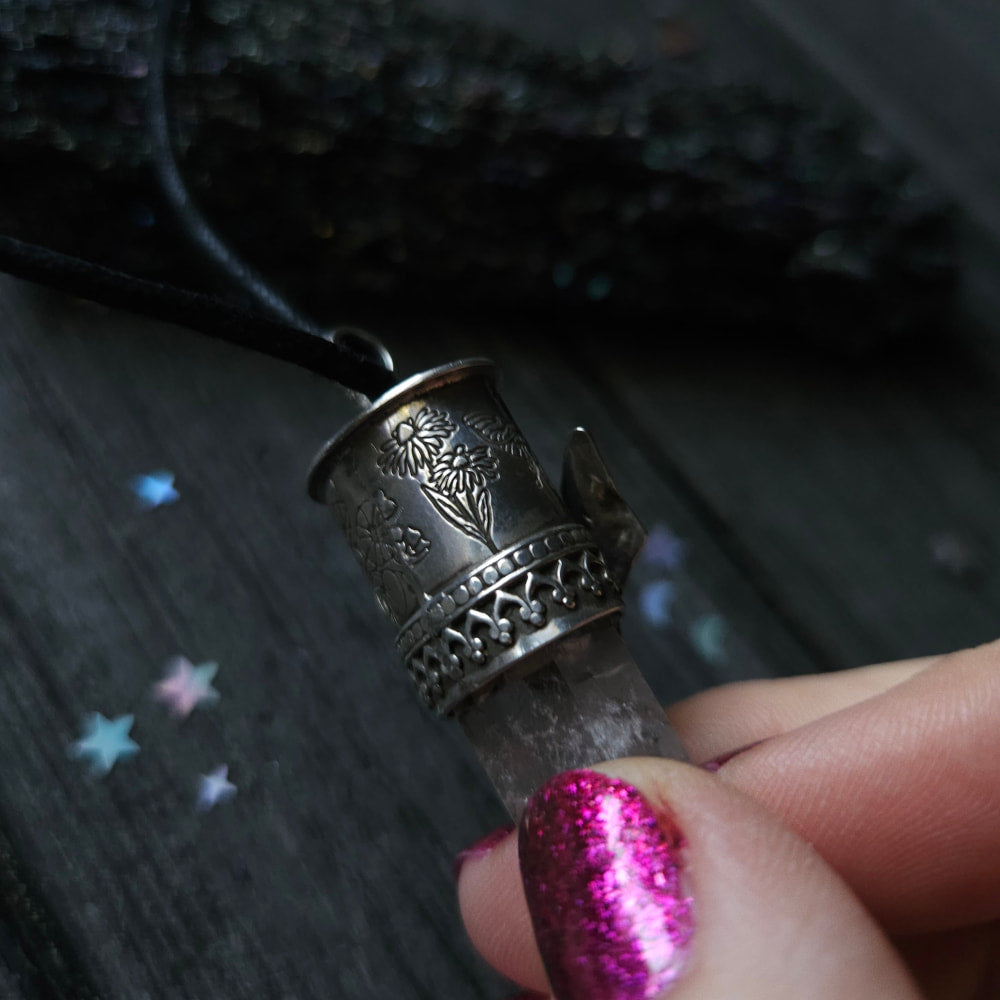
top-left (0, 235), bottom-right (398, 400)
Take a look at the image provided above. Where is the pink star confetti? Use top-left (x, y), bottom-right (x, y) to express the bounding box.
top-left (197, 764), bottom-right (237, 812)
top-left (153, 656), bottom-right (221, 719)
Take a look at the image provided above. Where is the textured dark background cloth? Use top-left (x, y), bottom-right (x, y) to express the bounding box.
top-left (1, 0), bottom-right (958, 354)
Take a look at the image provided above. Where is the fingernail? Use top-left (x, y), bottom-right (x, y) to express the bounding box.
top-left (452, 823), bottom-right (515, 880)
top-left (519, 769), bottom-right (693, 1000)
top-left (700, 738), bottom-right (766, 772)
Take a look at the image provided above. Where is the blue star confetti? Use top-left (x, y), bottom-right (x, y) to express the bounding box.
top-left (196, 764), bottom-right (237, 812)
top-left (640, 524), bottom-right (686, 571)
top-left (689, 613), bottom-right (729, 666)
top-left (69, 712), bottom-right (140, 777)
top-left (638, 579), bottom-right (676, 629)
top-left (130, 470), bottom-right (179, 509)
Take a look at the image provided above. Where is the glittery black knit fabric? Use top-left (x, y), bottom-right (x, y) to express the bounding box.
top-left (0, 0), bottom-right (958, 351)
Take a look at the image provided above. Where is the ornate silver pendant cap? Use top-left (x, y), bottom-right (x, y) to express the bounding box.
top-left (308, 359), bottom-right (624, 715)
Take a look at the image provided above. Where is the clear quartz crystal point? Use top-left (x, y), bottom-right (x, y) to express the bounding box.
top-left (459, 622), bottom-right (688, 818)
top-left (308, 359), bottom-right (688, 817)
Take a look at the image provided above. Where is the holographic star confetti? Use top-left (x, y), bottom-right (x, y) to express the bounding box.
top-left (929, 531), bottom-right (986, 585)
top-left (130, 470), bottom-right (179, 509)
top-left (640, 524), bottom-right (686, 571)
top-left (639, 579), bottom-right (676, 629)
top-left (153, 656), bottom-right (221, 719)
top-left (69, 712), bottom-right (140, 777)
top-left (689, 613), bottom-right (728, 666)
top-left (196, 764), bottom-right (237, 811)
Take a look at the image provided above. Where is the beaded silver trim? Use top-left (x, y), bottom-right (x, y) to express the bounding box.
top-left (397, 524), bottom-right (622, 712)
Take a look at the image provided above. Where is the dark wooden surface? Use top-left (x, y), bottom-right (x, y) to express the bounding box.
top-left (3, 259), bottom-right (1000, 998)
top-left (3, 2), bottom-right (1000, 997)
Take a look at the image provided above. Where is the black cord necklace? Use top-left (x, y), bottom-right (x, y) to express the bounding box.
top-left (0, 0), bottom-right (399, 404)
top-left (0, 234), bottom-right (399, 399)
top-left (129, 0), bottom-right (689, 816)
top-left (146, 0), bottom-right (397, 402)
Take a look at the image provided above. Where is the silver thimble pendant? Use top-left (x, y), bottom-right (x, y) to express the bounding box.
top-left (309, 359), bottom-right (686, 816)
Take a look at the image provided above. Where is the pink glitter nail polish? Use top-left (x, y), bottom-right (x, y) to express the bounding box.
top-left (519, 770), bottom-right (693, 1000)
top-left (452, 823), bottom-right (515, 880)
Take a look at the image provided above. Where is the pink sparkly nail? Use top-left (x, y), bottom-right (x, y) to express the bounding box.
top-left (519, 770), bottom-right (693, 1000)
top-left (453, 823), bottom-right (515, 880)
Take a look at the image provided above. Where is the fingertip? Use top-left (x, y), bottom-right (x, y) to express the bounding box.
top-left (717, 644), bottom-right (1000, 932)
top-left (526, 760), bottom-right (919, 999)
top-left (453, 823), bottom-right (515, 881)
top-left (458, 757), bottom-right (920, 1000)
top-left (668, 658), bottom-right (936, 764)
top-left (456, 825), bottom-right (550, 992)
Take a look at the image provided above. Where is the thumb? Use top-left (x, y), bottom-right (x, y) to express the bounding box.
top-left (458, 760), bottom-right (920, 1000)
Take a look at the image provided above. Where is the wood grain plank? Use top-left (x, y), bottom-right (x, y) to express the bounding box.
top-left (590, 342), bottom-right (1000, 669)
top-left (0, 271), bottom-right (825, 999)
top-left (4, 267), bottom-right (997, 998)
top-left (0, 277), bottom-right (504, 999)
top-left (0, 816), bottom-right (101, 999)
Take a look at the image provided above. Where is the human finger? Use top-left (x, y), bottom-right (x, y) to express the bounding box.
top-left (667, 656), bottom-right (939, 764)
top-left (718, 639), bottom-right (1000, 932)
top-left (459, 760), bottom-right (919, 999)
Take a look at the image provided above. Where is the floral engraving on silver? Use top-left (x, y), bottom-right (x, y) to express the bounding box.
top-left (396, 524), bottom-right (617, 712)
top-left (377, 406), bottom-right (455, 476)
top-left (308, 359), bottom-right (627, 715)
top-left (346, 489), bottom-right (431, 619)
top-left (422, 443), bottom-right (499, 551)
top-left (465, 410), bottom-right (546, 489)
top-left (380, 405), bottom-right (501, 552)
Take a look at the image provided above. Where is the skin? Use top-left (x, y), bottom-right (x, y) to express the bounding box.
top-left (457, 642), bottom-right (1000, 998)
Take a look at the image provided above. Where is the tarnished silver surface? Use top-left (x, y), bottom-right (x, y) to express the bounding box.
top-left (561, 427), bottom-right (647, 589)
top-left (308, 360), bottom-right (624, 714)
top-left (309, 357), bottom-right (688, 810)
